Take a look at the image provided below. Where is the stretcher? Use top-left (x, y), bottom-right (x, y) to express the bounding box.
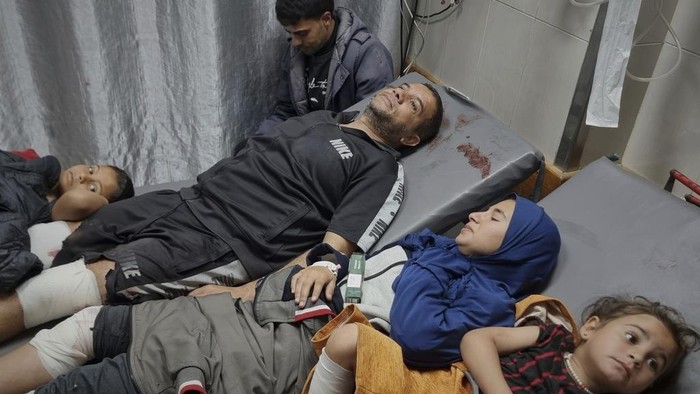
top-left (539, 157), bottom-right (700, 392)
top-left (363, 73), bottom-right (544, 251)
top-left (134, 72), bottom-right (546, 252)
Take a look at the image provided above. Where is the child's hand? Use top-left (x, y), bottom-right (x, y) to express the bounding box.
top-left (51, 189), bottom-right (109, 221)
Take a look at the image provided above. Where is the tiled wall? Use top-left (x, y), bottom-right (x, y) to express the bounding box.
top-left (617, 0), bottom-right (700, 195)
top-left (410, 0), bottom-right (700, 196)
top-left (407, 0), bottom-right (598, 166)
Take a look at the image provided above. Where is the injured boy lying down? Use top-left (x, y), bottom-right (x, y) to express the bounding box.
top-left (0, 148), bottom-right (134, 292)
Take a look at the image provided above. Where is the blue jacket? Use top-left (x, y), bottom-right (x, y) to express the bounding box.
top-left (389, 195), bottom-right (561, 368)
top-left (257, 7), bottom-right (394, 134)
top-left (0, 150), bottom-right (61, 291)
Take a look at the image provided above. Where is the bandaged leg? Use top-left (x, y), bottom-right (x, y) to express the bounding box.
top-left (308, 348), bottom-right (355, 394)
top-left (16, 259), bottom-right (102, 328)
top-left (29, 306), bottom-right (101, 378)
top-left (28, 221), bottom-right (71, 269)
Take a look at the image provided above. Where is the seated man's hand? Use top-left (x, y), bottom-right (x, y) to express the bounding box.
top-left (291, 265), bottom-right (336, 308)
top-left (188, 282), bottom-right (256, 301)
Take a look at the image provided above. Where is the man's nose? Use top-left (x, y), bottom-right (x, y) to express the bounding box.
top-left (395, 89), bottom-right (405, 104)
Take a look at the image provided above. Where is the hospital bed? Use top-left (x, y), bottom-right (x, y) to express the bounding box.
top-left (364, 73), bottom-right (545, 251)
top-left (539, 157), bottom-right (700, 392)
top-left (135, 73), bottom-right (547, 253)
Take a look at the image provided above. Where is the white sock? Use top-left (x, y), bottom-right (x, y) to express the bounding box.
top-left (308, 348), bottom-right (355, 394)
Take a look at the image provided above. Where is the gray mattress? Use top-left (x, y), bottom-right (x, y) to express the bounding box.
top-left (362, 73), bottom-right (543, 251)
top-left (539, 157), bottom-right (700, 393)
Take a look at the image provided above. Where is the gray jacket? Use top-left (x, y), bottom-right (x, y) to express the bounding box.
top-left (129, 268), bottom-right (328, 394)
top-left (257, 7), bottom-right (394, 134)
top-left (127, 247), bottom-right (409, 393)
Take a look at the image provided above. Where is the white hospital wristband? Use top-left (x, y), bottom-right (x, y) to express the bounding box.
top-left (312, 261), bottom-right (340, 278)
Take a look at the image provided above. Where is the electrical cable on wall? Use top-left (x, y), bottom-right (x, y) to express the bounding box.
top-left (401, 0), bottom-right (427, 75)
top-left (570, 0), bottom-right (682, 82)
top-left (400, 0), bottom-right (463, 76)
top-left (625, 0), bottom-right (682, 82)
top-left (415, 1), bottom-right (457, 19)
top-left (399, 0), bottom-right (419, 74)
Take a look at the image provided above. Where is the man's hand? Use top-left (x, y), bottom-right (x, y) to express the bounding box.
top-left (188, 281), bottom-right (257, 301)
top-left (291, 265), bottom-right (336, 308)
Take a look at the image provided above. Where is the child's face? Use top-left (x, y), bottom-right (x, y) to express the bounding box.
top-left (455, 199), bottom-right (515, 256)
top-left (59, 164), bottom-right (119, 200)
top-left (575, 313), bottom-right (679, 394)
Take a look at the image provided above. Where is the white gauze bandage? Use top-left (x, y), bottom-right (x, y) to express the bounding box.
top-left (16, 259), bottom-right (102, 328)
top-left (28, 221), bottom-right (71, 269)
top-left (29, 306), bottom-right (101, 378)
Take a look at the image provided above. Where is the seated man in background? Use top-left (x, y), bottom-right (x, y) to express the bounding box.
top-left (256, 0), bottom-right (394, 134)
top-left (0, 82), bottom-right (443, 343)
top-left (1, 148), bottom-right (134, 292)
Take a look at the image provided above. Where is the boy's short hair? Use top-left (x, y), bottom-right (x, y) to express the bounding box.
top-left (583, 295), bottom-right (700, 389)
top-left (275, 0), bottom-right (334, 26)
top-left (107, 165), bottom-right (135, 203)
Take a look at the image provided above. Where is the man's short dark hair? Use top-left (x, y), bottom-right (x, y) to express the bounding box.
top-left (107, 165), bottom-right (135, 203)
top-left (275, 0), bottom-right (334, 26)
top-left (414, 83), bottom-right (444, 143)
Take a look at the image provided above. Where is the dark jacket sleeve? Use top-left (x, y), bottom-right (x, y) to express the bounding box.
top-left (256, 48), bottom-right (298, 134)
top-left (349, 36), bottom-right (394, 104)
top-left (0, 150), bottom-right (60, 291)
top-left (0, 213), bottom-right (44, 292)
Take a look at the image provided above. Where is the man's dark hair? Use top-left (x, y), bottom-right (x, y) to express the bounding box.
top-left (414, 83), bottom-right (444, 143)
top-left (107, 165), bottom-right (135, 202)
top-left (275, 0), bottom-right (334, 26)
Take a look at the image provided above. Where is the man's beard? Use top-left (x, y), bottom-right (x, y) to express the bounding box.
top-left (364, 100), bottom-right (408, 143)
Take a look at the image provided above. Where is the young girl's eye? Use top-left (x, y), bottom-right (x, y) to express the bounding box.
top-left (411, 101), bottom-right (417, 111)
top-left (625, 332), bottom-right (638, 344)
top-left (88, 165), bottom-right (94, 174)
top-left (89, 184), bottom-right (97, 193)
top-left (646, 358), bottom-right (659, 371)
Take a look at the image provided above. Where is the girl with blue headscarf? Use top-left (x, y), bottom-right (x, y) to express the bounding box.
top-left (390, 194), bottom-right (561, 368)
top-left (305, 194), bottom-right (561, 393)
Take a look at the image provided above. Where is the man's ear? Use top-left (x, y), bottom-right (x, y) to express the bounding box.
top-left (579, 316), bottom-right (601, 341)
top-left (400, 134), bottom-right (420, 147)
top-left (321, 11), bottom-right (333, 25)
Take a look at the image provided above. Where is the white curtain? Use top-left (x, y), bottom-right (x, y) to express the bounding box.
top-left (0, 0), bottom-right (401, 186)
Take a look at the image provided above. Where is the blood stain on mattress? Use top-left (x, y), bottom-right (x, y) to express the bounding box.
top-left (456, 114), bottom-right (470, 129)
top-left (457, 143), bottom-right (491, 178)
top-left (441, 116), bottom-right (450, 129)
